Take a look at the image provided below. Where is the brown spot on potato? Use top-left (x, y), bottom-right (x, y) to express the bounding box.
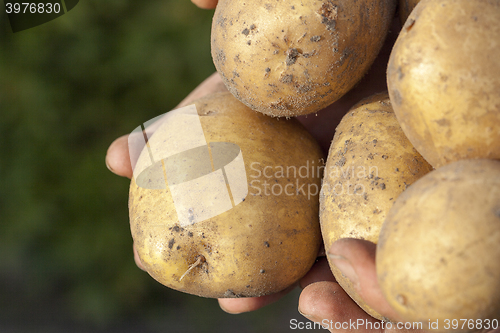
top-left (319, 1), bottom-right (338, 31)
top-left (286, 48), bottom-right (300, 66)
top-left (216, 16), bottom-right (227, 28)
top-left (172, 225), bottom-right (184, 233)
top-left (280, 74), bottom-right (293, 84)
top-left (224, 289), bottom-right (237, 297)
top-left (396, 294), bottom-right (408, 306)
top-left (310, 35), bottom-right (321, 42)
top-left (336, 156), bottom-right (346, 167)
top-left (404, 18), bottom-right (416, 32)
top-left (242, 28), bottom-right (250, 35)
top-left (435, 118), bottom-right (450, 126)
top-left (391, 89), bottom-right (403, 106)
top-left (397, 66), bottom-right (405, 80)
top-left (168, 238), bottom-right (175, 249)
top-left (264, 241), bottom-right (270, 247)
top-left (215, 49), bottom-right (226, 65)
top-left (302, 50), bottom-right (316, 58)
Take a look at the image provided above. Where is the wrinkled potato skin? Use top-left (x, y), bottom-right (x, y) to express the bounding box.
top-left (377, 159), bottom-right (500, 332)
top-left (388, 0), bottom-right (500, 168)
top-left (129, 92), bottom-right (323, 298)
top-left (211, 0), bottom-right (397, 117)
top-left (320, 93), bottom-right (432, 319)
top-left (398, 0), bottom-right (420, 25)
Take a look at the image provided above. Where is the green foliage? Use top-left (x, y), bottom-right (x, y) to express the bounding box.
top-left (0, 0), bottom-right (216, 326)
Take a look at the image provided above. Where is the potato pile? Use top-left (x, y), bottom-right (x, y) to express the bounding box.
top-left (130, 0), bottom-right (500, 329)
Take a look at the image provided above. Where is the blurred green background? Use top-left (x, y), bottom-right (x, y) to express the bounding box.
top-left (0, 1), bottom-right (323, 332)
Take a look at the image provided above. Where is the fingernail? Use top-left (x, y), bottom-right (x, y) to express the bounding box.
top-left (105, 156), bottom-right (114, 172)
top-left (328, 253), bottom-right (358, 287)
top-left (298, 307), bottom-right (315, 320)
top-left (219, 304), bottom-right (234, 314)
top-left (218, 300), bottom-right (242, 315)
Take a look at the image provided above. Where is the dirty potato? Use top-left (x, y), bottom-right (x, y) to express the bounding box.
top-left (377, 159), bottom-right (500, 332)
top-left (320, 93), bottom-right (432, 319)
top-left (211, 0), bottom-right (397, 117)
top-left (387, 0), bottom-right (500, 168)
top-left (129, 92), bottom-right (323, 298)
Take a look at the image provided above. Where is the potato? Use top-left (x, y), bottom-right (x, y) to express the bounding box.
top-left (376, 159), bottom-right (500, 332)
top-left (387, 0), bottom-right (500, 168)
top-left (211, 0), bottom-right (397, 117)
top-left (398, 0), bottom-right (420, 25)
top-left (129, 92), bottom-right (323, 298)
top-left (320, 93), bottom-right (432, 319)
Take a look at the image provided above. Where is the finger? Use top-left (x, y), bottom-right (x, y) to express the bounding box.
top-left (327, 238), bottom-right (401, 322)
top-left (299, 257), bottom-right (336, 289)
top-left (176, 72), bottom-right (227, 108)
top-left (191, 0), bottom-right (218, 9)
top-left (218, 284), bottom-right (296, 314)
top-left (106, 134), bottom-right (133, 179)
top-left (298, 281), bottom-right (382, 333)
top-left (105, 72), bottom-right (227, 179)
top-left (133, 243), bottom-right (146, 271)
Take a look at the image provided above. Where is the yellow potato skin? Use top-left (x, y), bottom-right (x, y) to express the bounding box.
top-left (320, 93), bottom-right (432, 319)
top-left (377, 159), bottom-right (500, 332)
top-left (387, 0), bottom-right (500, 168)
top-left (129, 92), bottom-right (323, 298)
top-left (211, 0), bottom-right (396, 117)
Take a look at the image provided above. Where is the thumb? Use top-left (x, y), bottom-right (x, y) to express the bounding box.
top-left (191, 0), bottom-right (218, 9)
top-left (327, 238), bottom-right (402, 322)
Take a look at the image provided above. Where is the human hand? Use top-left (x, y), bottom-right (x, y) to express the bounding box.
top-left (298, 238), bottom-right (421, 333)
top-left (191, 0), bottom-right (218, 9)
